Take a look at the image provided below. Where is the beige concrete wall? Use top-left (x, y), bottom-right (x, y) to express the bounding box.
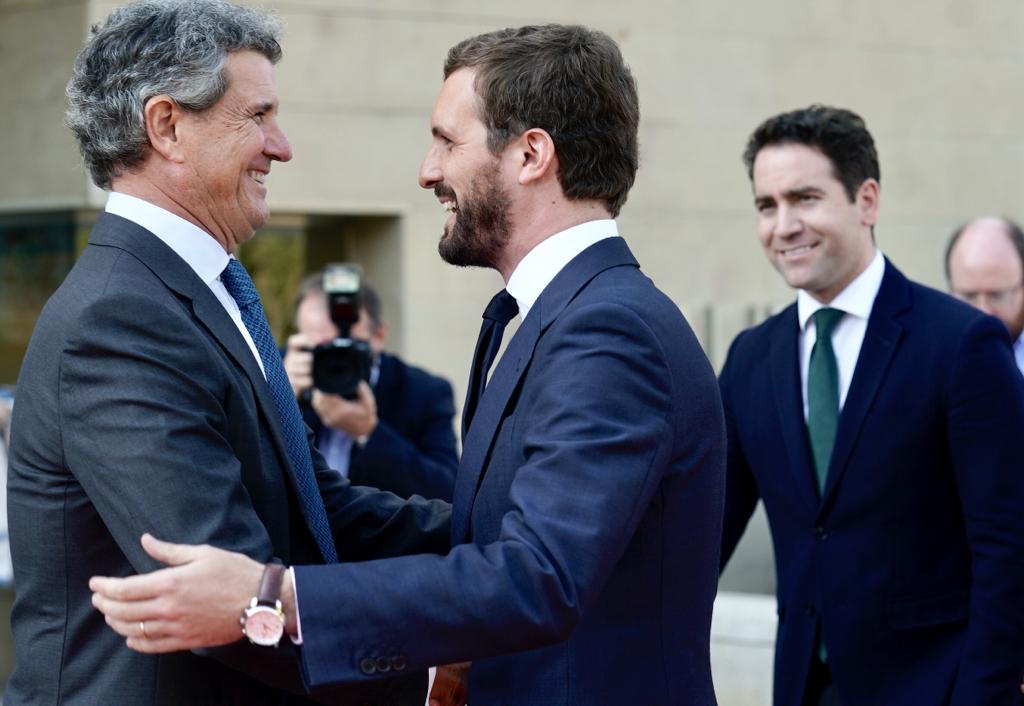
top-left (257, 0), bottom-right (1024, 385)
top-left (5, 0), bottom-right (1024, 386)
top-left (0, 0), bottom-right (91, 211)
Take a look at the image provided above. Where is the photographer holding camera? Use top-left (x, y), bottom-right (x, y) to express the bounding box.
top-left (283, 271), bottom-right (458, 501)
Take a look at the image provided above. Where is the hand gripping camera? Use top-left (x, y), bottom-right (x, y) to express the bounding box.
top-left (311, 264), bottom-right (373, 399)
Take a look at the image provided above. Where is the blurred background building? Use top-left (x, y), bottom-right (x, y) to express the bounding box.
top-left (2, 0), bottom-right (1023, 702)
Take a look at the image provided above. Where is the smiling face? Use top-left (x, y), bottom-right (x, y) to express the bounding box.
top-left (752, 142), bottom-right (879, 303)
top-left (418, 68), bottom-right (512, 269)
top-left (177, 50), bottom-right (292, 251)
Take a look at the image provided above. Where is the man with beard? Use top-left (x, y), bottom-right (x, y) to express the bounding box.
top-left (945, 217), bottom-right (1024, 374)
top-left (90, 24), bottom-right (726, 706)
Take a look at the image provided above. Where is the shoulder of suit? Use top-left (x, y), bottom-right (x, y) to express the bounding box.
top-left (380, 353), bottom-right (453, 395)
top-left (899, 273), bottom-right (993, 334)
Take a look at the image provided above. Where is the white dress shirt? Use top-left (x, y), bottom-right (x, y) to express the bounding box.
top-left (797, 249), bottom-right (885, 420)
top-left (505, 219), bottom-right (619, 321)
top-left (1014, 333), bottom-right (1024, 376)
top-left (105, 192), bottom-right (265, 377)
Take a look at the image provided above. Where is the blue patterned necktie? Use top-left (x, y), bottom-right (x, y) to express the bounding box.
top-left (462, 289), bottom-right (519, 437)
top-left (220, 259), bottom-right (338, 563)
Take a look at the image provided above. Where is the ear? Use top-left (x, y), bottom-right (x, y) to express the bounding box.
top-left (516, 128), bottom-right (557, 186)
top-left (143, 95), bottom-right (186, 163)
top-left (855, 178), bottom-right (880, 227)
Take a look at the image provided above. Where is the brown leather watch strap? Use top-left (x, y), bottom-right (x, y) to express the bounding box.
top-left (256, 561), bottom-right (285, 608)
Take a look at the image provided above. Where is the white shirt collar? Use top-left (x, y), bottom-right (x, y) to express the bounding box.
top-left (505, 219), bottom-right (619, 321)
top-left (797, 249), bottom-right (885, 329)
top-left (105, 192), bottom-right (229, 286)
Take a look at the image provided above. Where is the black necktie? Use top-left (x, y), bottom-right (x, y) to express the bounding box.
top-left (220, 259), bottom-right (339, 563)
top-left (462, 289), bottom-right (519, 437)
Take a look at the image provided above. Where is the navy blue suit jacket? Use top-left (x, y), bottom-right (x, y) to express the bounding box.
top-left (299, 353), bottom-right (458, 501)
top-left (293, 237), bottom-right (726, 705)
top-left (719, 260), bottom-right (1024, 706)
top-left (7, 214), bottom-right (449, 706)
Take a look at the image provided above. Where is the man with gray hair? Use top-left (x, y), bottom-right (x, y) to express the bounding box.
top-left (6, 1), bottom-right (446, 704)
top-left (90, 22), bottom-right (724, 706)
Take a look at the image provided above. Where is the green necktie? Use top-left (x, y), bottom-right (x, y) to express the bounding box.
top-left (807, 307), bottom-right (845, 493)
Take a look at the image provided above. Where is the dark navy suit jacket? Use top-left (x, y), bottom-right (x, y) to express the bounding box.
top-left (6, 214), bottom-right (449, 706)
top-left (293, 237), bottom-right (726, 705)
top-left (299, 353), bottom-right (458, 501)
top-left (719, 260), bottom-right (1024, 706)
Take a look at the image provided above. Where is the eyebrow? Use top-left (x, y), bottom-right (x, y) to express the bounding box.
top-left (252, 101), bottom-right (276, 113)
top-left (784, 186), bottom-right (825, 198)
top-left (754, 185), bottom-right (825, 205)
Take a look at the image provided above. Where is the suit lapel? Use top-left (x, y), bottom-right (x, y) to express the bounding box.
top-left (451, 311), bottom-right (541, 542)
top-left (450, 237), bottom-right (640, 543)
top-left (90, 214), bottom-right (300, 490)
top-left (769, 306), bottom-right (820, 514)
top-left (189, 292), bottom-right (296, 469)
top-left (821, 261), bottom-right (908, 508)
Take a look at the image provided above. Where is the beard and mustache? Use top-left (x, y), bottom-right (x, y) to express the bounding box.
top-left (435, 160), bottom-right (512, 269)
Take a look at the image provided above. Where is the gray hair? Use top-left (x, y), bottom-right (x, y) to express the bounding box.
top-left (66, 0), bottom-right (282, 189)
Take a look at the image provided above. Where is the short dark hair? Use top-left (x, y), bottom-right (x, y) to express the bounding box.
top-left (444, 24), bottom-right (639, 218)
top-left (295, 272), bottom-right (382, 332)
top-left (944, 217), bottom-right (1024, 281)
top-left (742, 105), bottom-right (880, 202)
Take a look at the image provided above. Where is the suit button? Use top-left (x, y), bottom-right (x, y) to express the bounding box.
top-left (814, 525), bottom-right (828, 540)
top-left (375, 656), bottom-right (391, 673)
top-left (391, 655), bottom-right (407, 671)
top-left (804, 602), bottom-right (816, 617)
top-left (359, 658), bottom-right (377, 675)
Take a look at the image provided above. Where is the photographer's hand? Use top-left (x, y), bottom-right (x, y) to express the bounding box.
top-left (311, 382), bottom-right (378, 439)
top-left (283, 333), bottom-right (314, 399)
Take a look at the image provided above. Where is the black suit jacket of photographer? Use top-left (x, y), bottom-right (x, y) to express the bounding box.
top-left (6, 213), bottom-right (450, 706)
top-left (298, 352), bottom-right (458, 502)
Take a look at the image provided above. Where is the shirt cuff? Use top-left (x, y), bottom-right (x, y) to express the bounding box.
top-left (288, 566), bottom-right (303, 645)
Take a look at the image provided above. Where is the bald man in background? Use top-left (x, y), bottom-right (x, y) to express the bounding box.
top-left (945, 217), bottom-right (1024, 374)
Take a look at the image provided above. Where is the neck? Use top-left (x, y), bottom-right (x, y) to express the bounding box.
top-left (112, 173), bottom-right (235, 253)
top-left (496, 199), bottom-right (611, 282)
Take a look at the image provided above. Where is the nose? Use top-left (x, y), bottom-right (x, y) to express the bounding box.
top-left (974, 297), bottom-right (998, 316)
top-left (266, 120), bottom-right (293, 163)
top-left (419, 145), bottom-right (442, 189)
top-left (773, 205), bottom-right (802, 239)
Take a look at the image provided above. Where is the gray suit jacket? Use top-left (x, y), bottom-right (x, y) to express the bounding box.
top-left (6, 213), bottom-right (449, 706)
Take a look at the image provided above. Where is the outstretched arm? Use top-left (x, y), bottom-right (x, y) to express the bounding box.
top-left (91, 534), bottom-right (273, 652)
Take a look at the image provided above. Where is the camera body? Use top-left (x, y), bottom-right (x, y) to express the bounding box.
top-left (311, 264), bottom-right (373, 399)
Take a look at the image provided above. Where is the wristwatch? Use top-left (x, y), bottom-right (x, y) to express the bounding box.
top-left (240, 561), bottom-right (286, 647)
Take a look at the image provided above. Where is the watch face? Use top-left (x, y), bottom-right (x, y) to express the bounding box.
top-left (244, 606), bottom-right (284, 646)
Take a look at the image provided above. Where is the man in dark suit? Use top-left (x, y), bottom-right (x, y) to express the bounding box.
top-left (283, 276), bottom-right (458, 500)
top-left (719, 105), bottom-right (1024, 706)
top-left (6, 2), bottom-right (446, 704)
top-left (91, 24), bottom-right (726, 706)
